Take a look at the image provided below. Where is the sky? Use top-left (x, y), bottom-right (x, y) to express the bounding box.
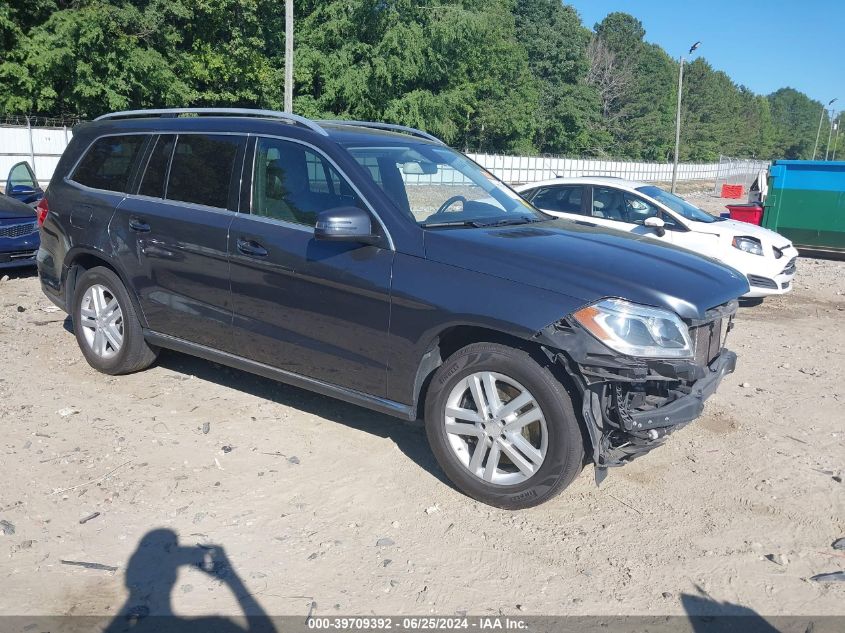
top-left (568, 0), bottom-right (844, 108)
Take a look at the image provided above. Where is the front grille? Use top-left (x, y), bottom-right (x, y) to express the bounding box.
top-left (0, 221), bottom-right (37, 239)
top-left (781, 257), bottom-right (797, 275)
top-left (748, 274), bottom-right (778, 289)
top-left (691, 318), bottom-right (723, 367)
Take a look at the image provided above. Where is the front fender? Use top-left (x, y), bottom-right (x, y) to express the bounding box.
top-left (386, 253), bottom-right (584, 405)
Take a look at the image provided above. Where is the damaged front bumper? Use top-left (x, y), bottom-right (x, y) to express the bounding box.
top-left (579, 350), bottom-right (736, 471)
top-left (536, 301), bottom-right (737, 478)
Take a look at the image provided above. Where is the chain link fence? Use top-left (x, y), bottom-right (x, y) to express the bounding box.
top-left (712, 154), bottom-right (770, 196)
top-left (1, 115), bottom-right (82, 128)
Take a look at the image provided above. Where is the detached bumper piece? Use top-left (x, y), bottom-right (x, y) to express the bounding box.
top-left (536, 300), bottom-right (738, 475)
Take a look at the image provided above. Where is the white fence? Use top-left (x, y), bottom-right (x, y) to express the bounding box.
top-left (0, 122), bottom-right (767, 191)
top-left (0, 123), bottom-right (73, 189)
top-left (468, 153), bottom-right (769, 187)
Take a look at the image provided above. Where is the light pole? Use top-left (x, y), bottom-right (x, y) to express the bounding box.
top-left (284, 0), bottom-right (294, 113)
top-left (833, 114), bottom-right (841, 161)
top-left (813, 98), bottom-right (837, 159)
top-left (824, 111), bottom-right (837, 160)
top-left (671, 41), bottom-right (700, 194)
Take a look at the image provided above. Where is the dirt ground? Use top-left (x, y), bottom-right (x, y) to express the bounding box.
top-left (0, 195), bottom-right (843, 619)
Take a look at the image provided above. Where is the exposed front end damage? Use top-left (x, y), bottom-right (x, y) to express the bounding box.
top-left (536, 300), bottom-right (738, 481)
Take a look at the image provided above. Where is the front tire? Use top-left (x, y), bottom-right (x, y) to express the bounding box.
top-left (424, 342), bottom-right (584, 509)
top-left (72, 266), bottom-right (158, 375)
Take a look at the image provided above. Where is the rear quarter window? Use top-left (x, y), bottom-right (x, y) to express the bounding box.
top-left (71, 135), bottom-right (146, 193)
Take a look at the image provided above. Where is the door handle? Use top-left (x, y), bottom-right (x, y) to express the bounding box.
top-left (237, 238), bottom-right (268, 258)
top-left (129, 218), bottom-right (151, 233)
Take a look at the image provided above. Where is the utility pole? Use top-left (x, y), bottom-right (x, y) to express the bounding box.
top-left (284, 0), bottom-right (293, 113)
top-left (671, 41), bottom-right (700, 194)
top-left (824, 110), bottom-right (836, 160)
top-left (833, 114), bottom-right (841, 161)
top-left (813, 98), bottom-right (837, 159)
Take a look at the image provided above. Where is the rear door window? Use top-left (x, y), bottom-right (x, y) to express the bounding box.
top-left (72, 135), bottom-right (146, 193)
top-left (589, 186), bottom-right (628, 221)
top-left (531, 185), bottom-right (584, 214)
top-left (138, 135), bottom-right (175, 199)
top-left (166, 134), bottom-right (244, 209)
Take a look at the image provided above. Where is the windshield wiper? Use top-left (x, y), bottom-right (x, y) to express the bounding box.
top-left (421, 220), bottom-right (488, 229)
top-left (478, 217), bottom-right (539, 227)
top-left (422, 216), bottom-right (544, 229)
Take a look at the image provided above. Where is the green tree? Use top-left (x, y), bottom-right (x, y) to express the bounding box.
top-left (0, 0), bottom-right (832, 160)
top-left (514, 0), bottom-right (607, 155)
top-left (590, 13), bottom-right (675, 159)
top-left (295, 0), bottom-right (538, 152)
top-left (0, 1), bottom-right (193, 117)
top-left (680, 59), bottom-right (744, 160)
top-left (768, 87), bottom-right (827, 159)
top-left (594, 11), bottom-right (645, 60)
top-left (0, 0), bottom-right (291, 117)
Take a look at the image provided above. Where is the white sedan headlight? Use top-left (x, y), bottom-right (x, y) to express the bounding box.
top-left (732, 236), bottom-right (763, 256)
top-left (572, 299), bottom-right (694, 359)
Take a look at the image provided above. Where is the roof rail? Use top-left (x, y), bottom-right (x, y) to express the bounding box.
top-left (94, 108), bottom-right (329, 136)
top-left (319, 120), bottom-right (446, 145)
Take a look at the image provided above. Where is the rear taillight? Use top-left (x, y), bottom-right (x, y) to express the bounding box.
top-left (35, 196), bottom-right (49, 227)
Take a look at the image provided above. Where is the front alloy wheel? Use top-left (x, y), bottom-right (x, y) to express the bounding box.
top-left (425, 342), bottom-right (585, 509)
top-left (444, 371), bottom-right (548, 485)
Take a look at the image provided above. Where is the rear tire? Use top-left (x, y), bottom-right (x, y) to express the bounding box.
top-left (424, 342), bottom-right (584, 509)
top-left (72, 266), bottom-right (158, 375)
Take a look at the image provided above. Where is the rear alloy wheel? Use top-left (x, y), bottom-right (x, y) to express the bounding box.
top-left (425, 342), bottom-right (585, 509)
top-left (72, 266), bottom-right (158, 375)
top-left (78, 284), bottom-right (124, 360)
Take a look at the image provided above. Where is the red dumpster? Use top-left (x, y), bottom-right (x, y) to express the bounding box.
top-left (725, 203), bottom-right (763, 225)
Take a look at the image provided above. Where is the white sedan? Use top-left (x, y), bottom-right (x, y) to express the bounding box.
top-left (514, 177), bottom-right (798, 298)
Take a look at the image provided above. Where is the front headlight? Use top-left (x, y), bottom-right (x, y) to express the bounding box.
top-left (732, 236), bottom-right (763, 256)
top-left (572, 298), bottom-right (694, 359)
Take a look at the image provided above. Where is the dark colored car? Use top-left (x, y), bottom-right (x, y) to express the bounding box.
top-left (0, 192), bottom-right (39, 269)
top-left (37, 109), bottom-right (748, 508)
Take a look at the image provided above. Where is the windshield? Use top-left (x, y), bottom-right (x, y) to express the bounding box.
top-left (342, 142), bottom-right (546, 227)
top-left (636, 185), bottom-right (722, 224)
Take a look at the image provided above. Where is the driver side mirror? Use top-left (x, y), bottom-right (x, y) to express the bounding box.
top-left (314, 206), bottom-right (379, 245)
top-left (644, 216), bottom-right (666, 237)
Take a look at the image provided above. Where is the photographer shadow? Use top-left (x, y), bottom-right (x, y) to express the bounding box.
top-left (103, 528), bottom-right (277, 633)
top-left (680, 587), bottom-right (780, 633)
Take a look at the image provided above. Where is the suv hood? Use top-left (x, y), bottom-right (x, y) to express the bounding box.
top-left (424, 219), bottom-right (749, 321)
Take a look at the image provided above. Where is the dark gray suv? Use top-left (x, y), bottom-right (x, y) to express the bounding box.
top-left (37, 108), bottom-right (748, 508)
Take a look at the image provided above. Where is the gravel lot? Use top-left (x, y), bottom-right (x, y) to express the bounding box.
top-left (0, 196), bottom-right (843, 619)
